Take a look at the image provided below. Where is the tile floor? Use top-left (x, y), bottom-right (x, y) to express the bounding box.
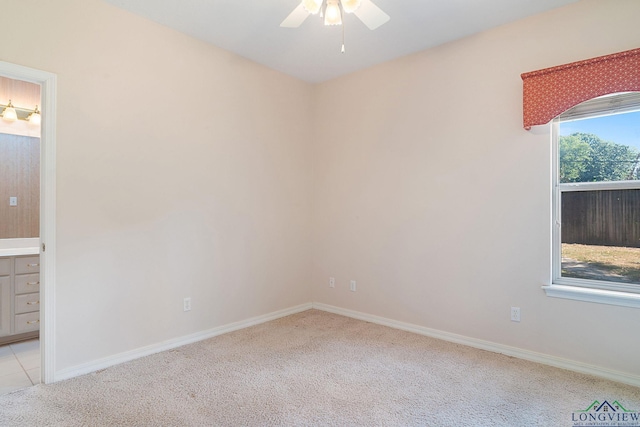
top-left (0, 339), bottom-right (40, 395)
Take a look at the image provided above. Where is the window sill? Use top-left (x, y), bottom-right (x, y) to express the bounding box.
top-left (542, 284), bottom-right (640, 308)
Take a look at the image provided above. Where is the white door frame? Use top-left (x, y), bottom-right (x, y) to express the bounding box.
top-left (0, 61), bottom-right (56, 384)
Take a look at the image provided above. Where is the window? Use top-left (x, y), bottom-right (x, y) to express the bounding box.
top-left (548, 92), bottom-right (640, 307)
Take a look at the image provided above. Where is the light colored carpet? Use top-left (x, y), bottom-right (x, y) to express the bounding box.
top-left (0, 309), bottom-right (638, 426)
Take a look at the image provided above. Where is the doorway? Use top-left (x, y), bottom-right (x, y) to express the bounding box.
top-left (0, 61), bottom-right (56, 388)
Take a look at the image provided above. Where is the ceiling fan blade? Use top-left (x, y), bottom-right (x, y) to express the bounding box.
top-left (354, 0), bottom-right (390, 30)
top-left (280, 3), bottom-right (310, 28)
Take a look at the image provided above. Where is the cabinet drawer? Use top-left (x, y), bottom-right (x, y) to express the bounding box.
top-left (15, 274), bottom-right (40, 294)
top-left (15, 256), bottom-right (40, 274)
top-left (0, 258), bottom-right (9, 276)
top-left (15, 293), bottom-right (40, 314)
top-left (14, 312), bottom-right (40, 334)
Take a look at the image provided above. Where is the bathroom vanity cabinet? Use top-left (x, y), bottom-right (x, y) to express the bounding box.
top-left (0, 254), bottom-right (40, 344)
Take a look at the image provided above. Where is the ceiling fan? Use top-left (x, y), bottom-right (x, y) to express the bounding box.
top-left (280, 0), bottom-right (390, 31)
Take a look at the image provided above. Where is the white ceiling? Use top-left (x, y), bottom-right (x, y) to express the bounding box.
top-left (102, 0), bottom-right (578, 83)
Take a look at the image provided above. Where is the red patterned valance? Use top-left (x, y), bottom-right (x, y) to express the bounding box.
top-left (521, 48), bottom-right (640, 130)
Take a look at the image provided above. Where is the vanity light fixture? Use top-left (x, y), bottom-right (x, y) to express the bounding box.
top-left (0, 101), bottom-right (41, 124)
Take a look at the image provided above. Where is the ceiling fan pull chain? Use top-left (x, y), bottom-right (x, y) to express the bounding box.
top-left (341, 6), bottom-right (345, 53)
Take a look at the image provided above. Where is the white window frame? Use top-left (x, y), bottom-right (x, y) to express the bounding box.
top-left (543, 92), bottom-right (640, 308)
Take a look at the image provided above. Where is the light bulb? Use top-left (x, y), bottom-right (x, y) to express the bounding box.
top-left (28, 106), bottom-right (41, 125)
top-left (2, 100), bottom-right (17, 121)
top-left (340, 0), bottom-right (361, 13)
top-left (302, 0), bottom-right (322, 14)
top-left (324, 0), bottom-right (342, 25)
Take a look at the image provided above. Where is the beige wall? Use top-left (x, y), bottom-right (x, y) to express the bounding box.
top-left (312, 0), bottom-right (640, 377)
top-left (0, 0), bottom-right (313, 370)
top-left (1, 0), bottom-right (639, 380)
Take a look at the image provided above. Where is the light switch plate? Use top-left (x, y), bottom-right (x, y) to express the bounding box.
top-left (9, 197), bottom-right (17, 206)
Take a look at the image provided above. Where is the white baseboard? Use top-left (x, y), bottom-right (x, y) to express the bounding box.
top-left (55, 303), bottom-right (313, 382)
top-left (312, 302), bottom-right (640, 388)
top-left (54, 301), bottom-right (640, 388)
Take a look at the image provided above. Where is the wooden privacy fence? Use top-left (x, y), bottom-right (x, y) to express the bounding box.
top-left (562, 189), bottom-right (640, 248)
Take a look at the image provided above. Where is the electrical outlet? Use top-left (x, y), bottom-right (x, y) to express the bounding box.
top-left (350, 280), bottom-right (356, 292)
top-left (511, 306), bottom-right (521, 322)
top-left (184, 297), bottom-right (191, 312)
top-left (329, 277), bottom-right (335, 288)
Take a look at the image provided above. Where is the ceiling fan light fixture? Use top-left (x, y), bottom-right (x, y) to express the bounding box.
top-left (340, 0), bottom-right (362, 14)
top-left (324, 0), bottom-right (342, 26)
top-left (302, 0), bottom-right (322, 15)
